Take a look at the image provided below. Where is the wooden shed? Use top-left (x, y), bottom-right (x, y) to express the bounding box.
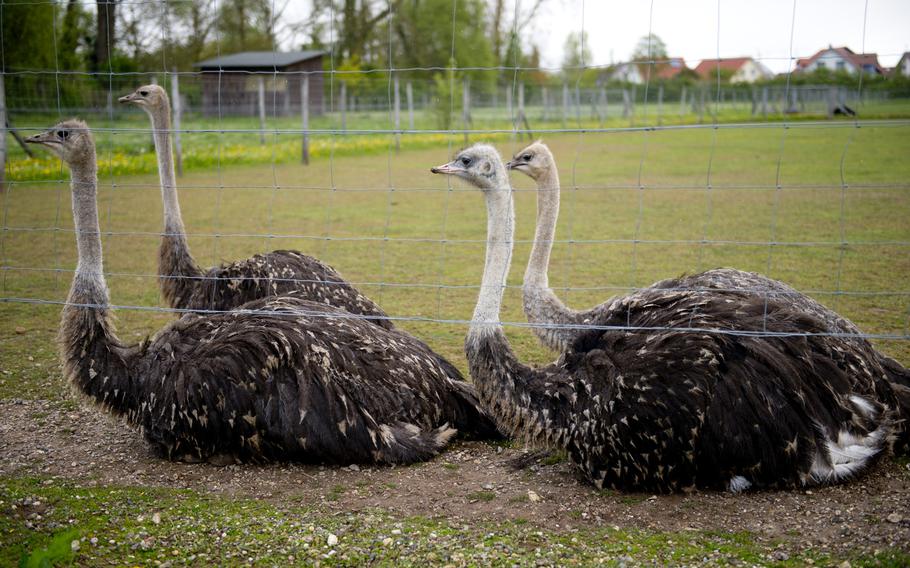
top-left (194, 51), bottom-right (325, 117)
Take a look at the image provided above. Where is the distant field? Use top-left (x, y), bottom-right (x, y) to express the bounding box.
top-left (7, 96), bottom-right (910, 180)
top-left (2, 123), bottom-right (909, 391)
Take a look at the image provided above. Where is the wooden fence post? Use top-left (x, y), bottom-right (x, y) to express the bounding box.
top-left (462, 77), bottom-right (471, 146)
top-left (562, 82), bottom-right (569, 128)
top-left (406, 81), bottom-right (414, 130)
top-left (340, 81), bottom-right (347, 131)
top-left (393, 74), bottom-right (401, 152)
top-left (171, 70), bottom-right (183, 176)
top-left (657, 84), bottom-right (664, 126)
top-left (0, 73), bottom-right (6, 192)
top-left (541, 86), bottom-right (549, 121)
top-left (257, 76), bottom-right (267, 144)
top-left (680, 85), bottom-right (687, 117)
top-left (301, 75), bottom-right (310, 165)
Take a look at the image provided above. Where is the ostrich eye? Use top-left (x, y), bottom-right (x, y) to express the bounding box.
top-left (460, 156), bottom-right (472, 167)
top-left (56, 129), bottom-right (69, 140)
top-left (140, 90), bottom-right (149, 97)
top-left (522, 154), bottom-right (532, 161)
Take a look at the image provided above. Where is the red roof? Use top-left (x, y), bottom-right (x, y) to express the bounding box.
top-left (653, 57), bottom-right (689, 79)
top-left (638, 57), bottom-right (688, 79)
top-left (694, 57), bottom-right (751, 79)
top-left (795, 46), bottom-right (884, 74)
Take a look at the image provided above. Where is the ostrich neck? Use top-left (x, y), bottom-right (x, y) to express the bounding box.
top-left (70, 156), bottom-right (104, 280)
top-left (524, 165), bottom-right (560, 289)
top-left (148, 105), bottom-right (185, 236)
top-left (61, 151), bottom-right (139, 417)
top-left (469, 187), bottom-right (515, 339)
top-left (466, 172), bottom-right (572, 448)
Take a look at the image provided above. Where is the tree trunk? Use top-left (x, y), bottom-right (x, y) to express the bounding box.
top-left (94, 0), bottom-right (116, 71)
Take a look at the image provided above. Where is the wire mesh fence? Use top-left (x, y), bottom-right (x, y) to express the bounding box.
top-left (2, 0), bottom-right (909, 360)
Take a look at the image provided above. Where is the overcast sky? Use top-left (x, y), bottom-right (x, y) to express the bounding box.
top-left (529, 0), bottom-right (910, 73)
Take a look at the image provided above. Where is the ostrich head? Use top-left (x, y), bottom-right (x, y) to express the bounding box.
top-left (25, 119), bottom-right (94, 166)
top-left (430, 144), bottom-right (508, 191)
top-left (118, 84), bottom-right (168, 113)
top-left (505, 141), bottom-right (553, 180)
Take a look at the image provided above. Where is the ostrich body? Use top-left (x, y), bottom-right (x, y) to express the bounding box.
top-left (119, 85), bottom-right (392, 328)
top-left (432, 144), bottom-right (909, 492)
top-left (508, 141), bottom-right (864, 354)
top-left (27, 120), bottom-right (499, 465)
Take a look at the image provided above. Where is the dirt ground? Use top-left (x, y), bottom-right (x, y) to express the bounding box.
top-left (1, 397), bottom-right (908, 560)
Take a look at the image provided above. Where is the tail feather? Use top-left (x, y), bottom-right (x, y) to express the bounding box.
top-left (445, 379), bottom-right (506, 441)
top-left (427, 351), bottom-right (505, 441)
top-left (374, 422), bottom-right (457, 464)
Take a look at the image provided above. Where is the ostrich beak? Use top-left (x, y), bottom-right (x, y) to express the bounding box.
top-left (118, 92), bottom-right (138, 104)
top-left (430, 161), bottom-right (463, 175)
top-left (505, 159), bottom-right (516, 169)
top-left (25, 130), bottom-right (56, 146)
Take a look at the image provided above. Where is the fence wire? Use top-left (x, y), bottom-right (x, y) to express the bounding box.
top-left (1, 0), bottom-right (909, 347)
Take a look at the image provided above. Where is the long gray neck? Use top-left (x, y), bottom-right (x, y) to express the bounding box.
top-left (468, 179), bottom-right (515, 340)
top-left (465, 167), bottom-right (573, 448)
top-left (148, 104), bottom-right (186, 236)
top-left (524, 163), bottom-right (560, 289)
top-left (70, 152), bottom-right (105, 288)
top-left (62, 145), bottom-right (140, 418)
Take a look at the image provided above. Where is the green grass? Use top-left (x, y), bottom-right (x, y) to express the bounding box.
top-left (13, 476), bottom-right (906, 567)
top-left (3, 125), bottom-right (908, 387)
top-left (1, 124), bottom-right (909, 565)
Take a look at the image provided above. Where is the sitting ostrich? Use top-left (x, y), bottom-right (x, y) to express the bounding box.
top-left (432, 144), bottom-right (909, 492)
top-left (508, 140), bottom-right (868, 353)
top-left (26, 120), bottom-right (500, 465)
top-left (119, 85), bottom-right (392, 328)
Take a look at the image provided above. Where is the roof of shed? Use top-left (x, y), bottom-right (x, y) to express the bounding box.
top-left (195, 51), bottom-right (325, 69)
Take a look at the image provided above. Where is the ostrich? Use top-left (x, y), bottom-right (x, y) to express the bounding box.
top-left (432, 144), bottom-right (909, 492)
top-left (25, 120), bottom-right (500, 465)
top-left (119, 85), bottom-right (393, 328)
top-left (507, 140), bottom-right (867, 353)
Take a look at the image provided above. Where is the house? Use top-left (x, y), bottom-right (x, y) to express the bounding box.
top-left (194, 51), bottom-right (325, 116)
top-left (894, 52), bottom-right (910, 77)
top-left (605, 62), bottom-right (644, 84)
top-left (603, 57), bottom-right (688, 84)
top-left (794, 46), bottom-right (884, 76)
top-left (653, 57), bottom-right (690, 80)
top-left (694, 57), bottom-right (773, 83)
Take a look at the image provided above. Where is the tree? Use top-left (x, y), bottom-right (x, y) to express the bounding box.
top-left (390, 0), bottom-right (494, 87)
top-left (307, 0), bottom-right (399, 63)
top-left (92, 0), bottom-right (117, 71)
top-left (561, 31), bottom-right (599, 86)
top-left (631, 33), bottom-right (668, 63)
top-left (631, 33), bottom-right (669, 81)
top-left (58, 0), bottom-right (92, 72)
top-left (1, 4), bottom-right (57, 72)
top-left (216, 0), bottom-right (284, 52)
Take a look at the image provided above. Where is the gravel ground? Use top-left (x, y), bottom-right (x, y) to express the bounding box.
top-left (1, 397), bottom-right (908, 561)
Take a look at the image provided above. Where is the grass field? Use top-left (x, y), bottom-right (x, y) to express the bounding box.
top-left (2, 122), bottom-right (909, 565)
top-left (8, 96), bottom-right (910, 180)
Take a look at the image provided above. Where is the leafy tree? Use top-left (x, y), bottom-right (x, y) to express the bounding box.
top-left (390, 0), bottom-right (495, 91)
top-left (562, 31), bottom-right (597, 87)
top-left (58, 0), bottom-right (93, 72)
top-left (1, 4), bottom-right (57, 71)
top-left (92, 0), bottom-right (116, 71)
top-left (561, 31), bottom-right (591, 71)
top-left (631, 33), bottom-right (668, 63)
top-left (216, 0), bottom-right (279, 51)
